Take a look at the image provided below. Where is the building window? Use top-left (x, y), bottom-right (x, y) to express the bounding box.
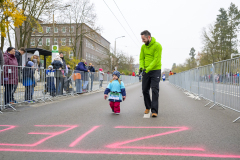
top-left (69, 51), bottom-right (73, 59)
top-left (54, 27), bottom-right (58, 33)
top-left (31, 38), bottom-right (35, 46)
top-left (86, 53), bottom-right (90, 60)
top-left (62, 27), bottom-right (66, 33)
top-left (46, 27), bottom-right (51, 33)
top-left (88, 53), bottom-right (91, 60)
top-left (54, 38), bottom-right (58, 45)
top-left (69, 26), bottom-right (74, 33)
top-left (69, 38), bottom-right (73, 46)
top-left (39, 26), bottom-right (43, 33)
top-left (61, 38), bottom-right (66, 46)
top-left (46, 38), bottom-right (50, 46)
top-left (38, 38), bottom-right (42, 46)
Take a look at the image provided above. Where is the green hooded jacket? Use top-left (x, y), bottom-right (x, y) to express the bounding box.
top-left (139, 37), bottom-right (162, 73)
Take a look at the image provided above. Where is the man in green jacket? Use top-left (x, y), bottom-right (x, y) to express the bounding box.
top-left (139, 30), bottom-right (162, 117)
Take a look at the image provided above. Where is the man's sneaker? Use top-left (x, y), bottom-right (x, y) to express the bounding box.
top-left (144, 109), bottom-right (150, 114)
top-left (152, 113), bottom-right (158, 117)
top-left (115, 112), bottom-right (120, 115)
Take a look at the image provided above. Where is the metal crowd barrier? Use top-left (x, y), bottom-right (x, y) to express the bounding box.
top-left (169, 57), bottom-right (240, 123)
top-left (0, 66), bottom-right (139, 113)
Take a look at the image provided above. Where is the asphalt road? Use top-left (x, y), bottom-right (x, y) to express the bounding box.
top-left (0, 82), bottom-right (240, 160)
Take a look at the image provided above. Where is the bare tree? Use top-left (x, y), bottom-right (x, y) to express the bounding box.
top-left (10, 0), bottom-right (61, 49)
top-left (61, 0), bottom-right (101, 59)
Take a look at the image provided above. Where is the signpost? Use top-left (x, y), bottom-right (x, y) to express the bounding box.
top-left (52, 45), bottom-right (59, 62)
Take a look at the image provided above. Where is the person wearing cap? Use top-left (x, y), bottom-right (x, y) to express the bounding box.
top-left (46, 65), bottom-right (56, 96)
top-left (104, 71), bottom-right (126, 114)
top-left (23, 61), bottom-right (35, 103)
top-left (30, 50), bottom-right (40, 69)
top-left (2, 47), bottom-right (18, 105)
top-left (139, 30), bottom-right (162, 117)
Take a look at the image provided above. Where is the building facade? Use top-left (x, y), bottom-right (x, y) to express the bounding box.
top-left (16, 23), bottom-right (110, 70)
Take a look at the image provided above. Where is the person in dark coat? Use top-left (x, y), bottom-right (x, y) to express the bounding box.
top-left (2, 47), bottom-right (18, 105)
top-left (15, 47), bottom-right (25, 66)
top-left (60, 52), bottom-right (69, 92)
top-left (22, 61), bottom-right (35, 102)
top-left (88, 63), bottom-right (95, 91)
top-left (75, 59), bottom-right (89, 92)
top-left (51, 55), bottom-right (63, 95)
top-left (12, 47), bottom-right (25, 102)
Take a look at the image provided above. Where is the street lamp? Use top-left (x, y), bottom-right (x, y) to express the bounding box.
top-left (111, 36), bottom-right (125, 71)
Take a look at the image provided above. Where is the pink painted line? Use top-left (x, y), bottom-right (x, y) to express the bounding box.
top-left (0, 125), bottom-right (16, 133)
top-left (112, 146), bottom-right (205, 151)
top-left (107, 127), bottom-right (188, 148)
top-left (69, 126), bottom-right (100, 147)
top-left (0, 148), bottom-right (240, 158)
top-left (115, 126), bottom-right (188, 129)
top-left (0, 125), bottom-right (78, 147)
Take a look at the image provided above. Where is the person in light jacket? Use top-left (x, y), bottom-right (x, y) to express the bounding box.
top-left (99, 68), bottom-right (104, 89)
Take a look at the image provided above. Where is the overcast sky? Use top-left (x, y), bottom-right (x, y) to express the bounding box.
top-left (88, 0), bottom-right (240, 70)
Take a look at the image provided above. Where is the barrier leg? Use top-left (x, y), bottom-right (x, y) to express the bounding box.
top-left (6, 104), bottom-right (16, 111)
top-left (233, 116), bottom-right (240, 123)
top-left (204, 102), bottom-right (211, 107)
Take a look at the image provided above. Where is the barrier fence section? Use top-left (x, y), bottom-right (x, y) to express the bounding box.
top-left (169, 58), bottom-right (240, 123)
top-left (0, 66), bottom-right (139, 112)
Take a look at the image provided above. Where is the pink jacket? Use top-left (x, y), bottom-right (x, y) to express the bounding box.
top-left (2, 52), bottom-right (18, 85)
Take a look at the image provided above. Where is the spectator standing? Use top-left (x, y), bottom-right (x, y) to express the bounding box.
top-left (30, 50), bottom-right (40, 98)
top-left (132, 72), bottom-right (135, 76)
top-left (15, 47), bottom-right (25, 66)
top-left (46, 65), bottom-right (56, 97)
top-left (88, 63), bottom-right (95, 91)
top-left (99, 68), bottom-right (104, 89)
top-left (60, 52), bottom-right (68, 93)
top-left (76, 59), bottom-right (89, 92)
top-left (22, 61), bottom-right (35, 103)
top-left (0, 49), bottom-right (3, 68)
top-left (12, 47), bottom-right (26, 103)
top-left (51, 55), bottom-right (63, 95)
top-left (2, 47), bottom-right (18, 105)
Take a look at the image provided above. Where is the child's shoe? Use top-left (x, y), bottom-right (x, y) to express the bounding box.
top-left (115, 112), bottom-right (120, 115)
top-left (112, 109), bottom-right (114, 113)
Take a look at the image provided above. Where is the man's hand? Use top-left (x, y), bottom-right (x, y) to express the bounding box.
top-left (104, 94), bottom-right (108, 100)
top-left (142, 69), bottom-right (146, 76)
top-left (123, 96), bottom-right (126, 101)
top-left (139, 68), bottom-right (143, 76)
